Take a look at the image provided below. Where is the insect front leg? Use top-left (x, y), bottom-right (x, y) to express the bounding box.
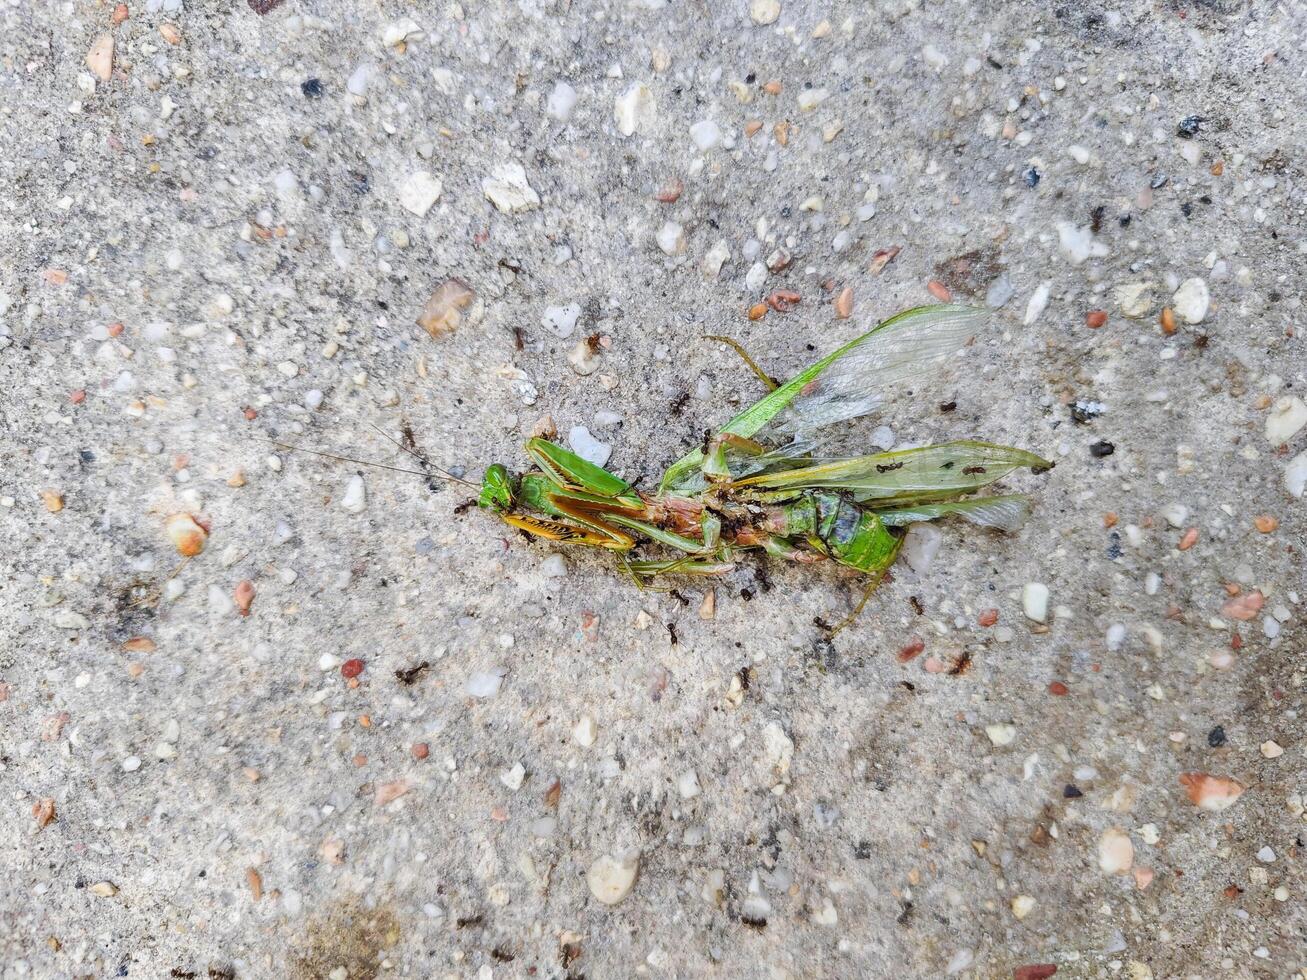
top-left (500, 512), bottom-right (635, 551)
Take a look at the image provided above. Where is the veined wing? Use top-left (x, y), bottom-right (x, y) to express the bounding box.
top-left (670, 436), bottom-right (824, 495)
top-left (731, 441), bottom-right (1052, 500)
top-left (776, 303), bottom-right (988, 435)
top-left (659, 304), bottom-right (987, 492)
top-left (876, 494), bottom-right (1033, 533)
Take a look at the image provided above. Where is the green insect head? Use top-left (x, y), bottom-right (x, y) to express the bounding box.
top-left (478, 464), bottom-right (516, 511)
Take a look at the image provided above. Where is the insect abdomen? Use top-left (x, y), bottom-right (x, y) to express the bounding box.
top-left (810, 493), bottom-right (901, 573)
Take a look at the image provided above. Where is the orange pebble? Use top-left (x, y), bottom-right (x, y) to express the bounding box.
top-left (926, 280), bottom-right (951, 301)
top-left (165, 513), bottom-right (208, 556)
top-left (896, 638), bottom-right (925, 663)
top-left (834, 286), bottom-right (854, 320)
top-left (233, 579), bottom-right (255, 617)
top-left (1178, 527), bottom-right (1199, 551)
top-left (1253, 514), bottom-right (1278, 533)
top-left (1085, 310), bottom-right (1107, 328)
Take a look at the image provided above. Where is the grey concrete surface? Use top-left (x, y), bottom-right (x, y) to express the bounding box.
top-left (1, 0), bottom-right (1304, 977)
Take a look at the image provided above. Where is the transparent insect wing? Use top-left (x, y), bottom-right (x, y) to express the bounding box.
top-left (724, 436), bottom-right (822, 480)
top-left (776, 304), bottom-right (986, 435)
top-left (735, 441), bottom-right (1051, 498)
top-left (876, 494), bottom-right (1033, 533)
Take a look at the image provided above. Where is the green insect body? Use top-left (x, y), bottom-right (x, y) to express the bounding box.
top-left (476, 303), bottom-right (1053, 629)
top-left (771, 493), bottom-right (904, 575)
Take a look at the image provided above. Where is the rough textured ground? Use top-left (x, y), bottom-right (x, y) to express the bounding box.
top-left (2, 0), bottom-right (1304, 977)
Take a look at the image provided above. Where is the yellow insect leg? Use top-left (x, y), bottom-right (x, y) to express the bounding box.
top-left (500, 514), bottom-right (635, 551)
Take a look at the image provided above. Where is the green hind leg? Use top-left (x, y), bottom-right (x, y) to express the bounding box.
top-left (620, 555), bottom-right (736, 588)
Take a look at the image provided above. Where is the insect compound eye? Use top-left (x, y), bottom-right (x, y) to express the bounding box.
top-left (478, 464), bottom-right (514, 511)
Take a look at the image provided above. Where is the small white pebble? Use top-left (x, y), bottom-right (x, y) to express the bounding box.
top-left (546, 81), bottom-right (577, 122)
top-left (586, 853), bottom-right (639, 904)
top-left (482, 163), bottom-right (540, 214)
top-left (796, 87), bottom-right (829, 111)
top-left (398, 172), bottom-right (443, 217)
top-left (341, 475), bottom-right (367, 513)
top-left (749, 0), bottom-right (780, 25)
top-left (1171, 277), bottom-right (1210, 324)
top-left (573, 715), bottom-right (597, 747)
top-left (945, 949), bottom-right (974, 975)
top-left (689, 119), bottom-right (721, 150)
top-left (465, 668), bottom-right (506, 698)
top-left (1056, 221), bottom-right (1109, 265)
top-left (701, 240), bottom-right (730, 279)
top-left (541, 303), bottom-right (581, 339)
top-left (1284, 451), bottom-right (1307, 498)
top-left (1022, 582), bottom-right (1049, 623)
top-left (656, 221), bottom-right (686, 256)
top-left (985, 723), bottom-right (1017, 747)
top-left (122, 756), bottom-right (142, 773)
top-left (900, 524), bottom-right (941, 575)
top-left (1098, 828), bottom-right (1134, 874)
top-left (499, 762), bottom-right (526, 790)
top-left (1161, 503), bottom-right (1189, 528)
top-left (1023, 282), bottom-right (1051, 326)
top-left (567, 426), bottom-right (611, 467)
top-left (1265, 396), bottom-right (1307, 446)
top-left (922, 44), bottom-right (949, 72)
top-left (613, 83), bottom-right (655, 137)
top-left (208, 584), bottom-right (234, 617)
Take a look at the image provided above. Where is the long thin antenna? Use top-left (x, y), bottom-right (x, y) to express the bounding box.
top-left (369, 421), bottom-right (422, 458)
top-left (363, 422), bottom-right (480, 489)
top-left (268, 441), bottom-right (459, 481)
